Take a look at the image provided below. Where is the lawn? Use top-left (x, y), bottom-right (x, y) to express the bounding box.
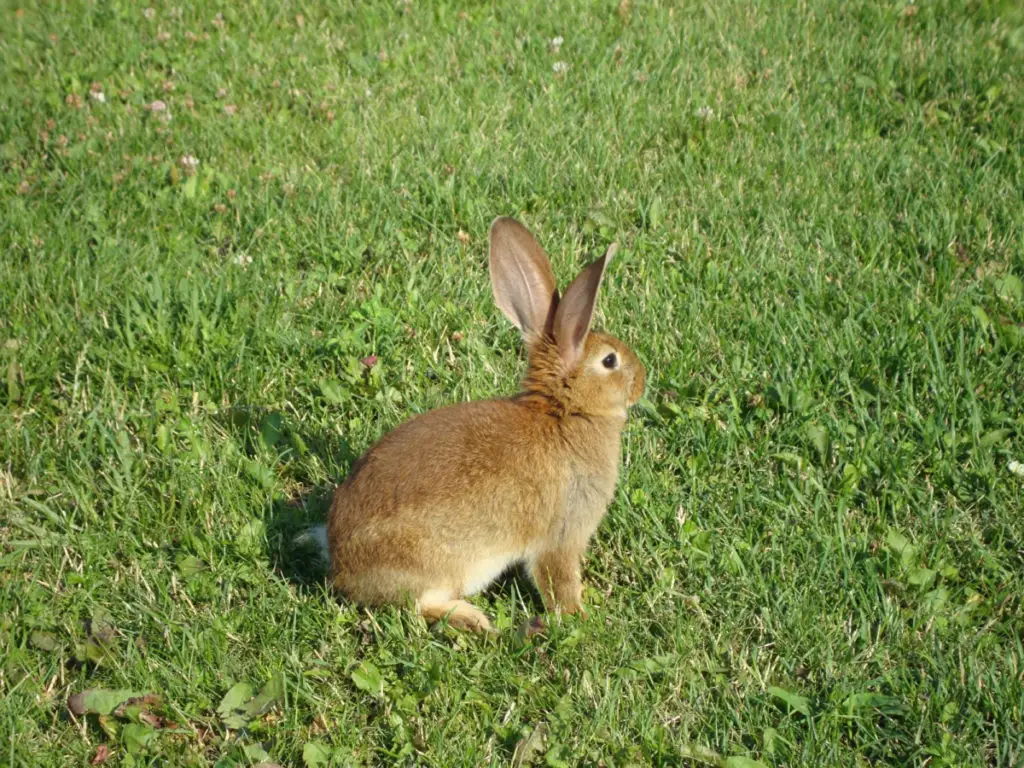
top-left (2, 0), bottom-right (1023, 765)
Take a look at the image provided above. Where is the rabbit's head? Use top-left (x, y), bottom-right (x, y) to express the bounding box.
top-left (489, 217), bottom-right (645, 421)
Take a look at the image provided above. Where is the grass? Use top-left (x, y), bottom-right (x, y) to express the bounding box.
top-left (1, 0), bottom-right (1023, 764)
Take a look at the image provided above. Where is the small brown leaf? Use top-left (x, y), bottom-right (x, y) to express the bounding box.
top-left (359, 355), bottom-right (378, 368)
top-left (68, 692), bottom-right (88, 715)
top-left (114, 693), bottom-right (162, 719)
top-left (137, 710), bottom-right (164, 728)
top-left (517, 616), bottom-right (546, 640)
top-left (90, 744), bottom-right (112, 765)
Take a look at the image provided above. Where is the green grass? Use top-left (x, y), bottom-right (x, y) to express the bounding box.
top-left (2, 0), bottom-right (1023, 765)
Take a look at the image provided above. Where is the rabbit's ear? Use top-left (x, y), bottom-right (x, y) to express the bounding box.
top-left (553, 243), bottom-right (617, 369)
top-left (489, 217), bottom-right (559, 336)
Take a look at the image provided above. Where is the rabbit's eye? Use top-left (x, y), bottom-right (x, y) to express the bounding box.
top-left (602, 353), bottom-right (618, 370)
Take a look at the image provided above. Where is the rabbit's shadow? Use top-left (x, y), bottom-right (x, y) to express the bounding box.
top-left (266, 484), bottom-right (335, 593)
top-left (267, 484), bottom-right (544, 615)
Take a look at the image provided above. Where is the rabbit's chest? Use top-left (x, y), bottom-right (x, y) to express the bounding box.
top-left (564, 470), bottom-right (616, 529)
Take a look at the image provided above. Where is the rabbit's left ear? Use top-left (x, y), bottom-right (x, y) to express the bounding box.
top-left (553, 243), bottom-right (617, 369)
top-left (489, 217), bottom-right (560, 338)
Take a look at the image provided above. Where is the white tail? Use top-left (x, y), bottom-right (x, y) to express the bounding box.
top-left (294, 524), bottom-right (330, 567)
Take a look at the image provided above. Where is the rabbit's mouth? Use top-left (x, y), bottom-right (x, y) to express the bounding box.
top-left (612, 340), bottom-right (645, 407)
top-left (627, 362), bottom-right (647, 406)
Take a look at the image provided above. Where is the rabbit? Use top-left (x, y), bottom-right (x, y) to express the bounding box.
top-left (322, 217), bottom-right (646, 632)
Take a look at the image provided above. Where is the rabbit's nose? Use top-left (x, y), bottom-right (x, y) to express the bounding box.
top-left (629, 366), bottom-right (646, 404)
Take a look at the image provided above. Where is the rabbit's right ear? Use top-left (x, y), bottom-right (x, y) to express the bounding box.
top-left (552, 243), bottom-right (616, 370)
top-left (489, 217), bottom-right (559, 337)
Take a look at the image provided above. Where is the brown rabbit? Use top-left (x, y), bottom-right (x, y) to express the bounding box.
top-left (322, 217), bottom-right (646, 632)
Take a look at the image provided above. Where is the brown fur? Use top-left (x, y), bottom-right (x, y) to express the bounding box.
top-left (326, 218), bottom-right (646, 631)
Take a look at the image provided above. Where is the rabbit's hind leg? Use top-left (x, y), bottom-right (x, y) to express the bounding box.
top-left (417, 589), bottom-right (494, 633)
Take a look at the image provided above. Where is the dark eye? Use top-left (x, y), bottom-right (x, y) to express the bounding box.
top-left (602, 353), bottom-right (618, 369)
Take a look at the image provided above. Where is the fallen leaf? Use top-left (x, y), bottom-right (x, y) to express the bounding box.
top-left (511, 723), bottom-right (548, 768)
top-left (90, 745), bottom-right (112, 765)
top-left (117, 694), bottom-right (166, 728)
top-left (359, 355), bottom-right (378, 368)
top-left (137, 710), bottom-right (164, 727)
top-left (114, 694), bottom-right (162, 718)
top-left (69, 690), bottom-right (142, 716)
top-left (517, 616), bottom-right (546, 640)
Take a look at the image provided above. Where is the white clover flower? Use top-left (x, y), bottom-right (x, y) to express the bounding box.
top-left (1009, 460), bottom-right (1024, 477)
top-left (550, 35), bottom-right (564, 52)
top-left (552, 61), bottom-right (569, 74)
top-left (143, 7), bottom-right (155, 19)
top-left (147, 100), bottom-right (172, 122)
top-left (89, 90), bottom-right (106, 103)
top-left (179, 155), bottom-right (200, 171)
top-left (235, 253), bottom-right (253, 268)
top-left (695, 105), bottom-right (715, 120)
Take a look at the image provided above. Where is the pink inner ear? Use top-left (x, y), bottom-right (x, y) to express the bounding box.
top-left (489, 217), bottom-right (559, 336)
